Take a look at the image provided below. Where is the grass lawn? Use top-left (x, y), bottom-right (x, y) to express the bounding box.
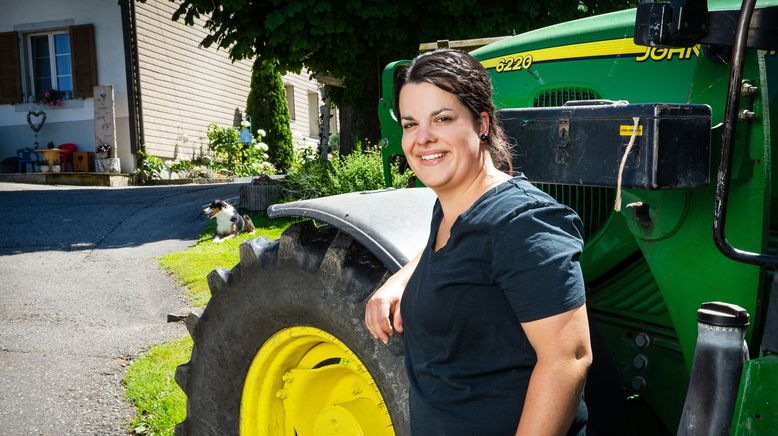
top-left (159, 212), bottom-right (298, 307)
top-left (124, 336), bottom-right (192, 435)
top-left (124, 212), bottom-right (297, 435)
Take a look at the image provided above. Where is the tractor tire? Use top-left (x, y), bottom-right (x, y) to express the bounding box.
top-left (175, 221), bottom-right (409, 436)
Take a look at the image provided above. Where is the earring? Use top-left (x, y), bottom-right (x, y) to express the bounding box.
top-left (480, 133), bottom-right (489, 143)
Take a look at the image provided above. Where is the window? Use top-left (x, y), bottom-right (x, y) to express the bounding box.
top-left (284, 84), bottom-right (295, 120)
top-left (27, 31), bottom-right (73, 100)
top-left (308, 91), bottom-right (319, 137)
top-left (0, 24), bottom-right (95, 105)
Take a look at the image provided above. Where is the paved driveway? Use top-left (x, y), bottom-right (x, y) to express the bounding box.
top-left (0, 182), bottom-right (242, 435)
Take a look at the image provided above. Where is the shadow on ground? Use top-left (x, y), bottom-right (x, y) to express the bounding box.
top-left (0, 184), bottom-right (240, 255)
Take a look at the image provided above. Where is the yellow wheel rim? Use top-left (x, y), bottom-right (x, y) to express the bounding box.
top-left (241, 326), bottom-right (395, 436)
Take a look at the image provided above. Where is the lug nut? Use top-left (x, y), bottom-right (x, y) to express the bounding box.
top-left (741, 82), bottom-right (758, 96)
top-left (281, 372), bottom-right (293, 383)
top-left (276, 389), bottom-right (288, 399)
top-left (634, 332), bottom-right (651, 349)
top-left (633, 354), bottom-right (649, 370)
top-left (739, 110), bottom-right (756, 121)
top-left (631, 376), bottom-right (647, 391)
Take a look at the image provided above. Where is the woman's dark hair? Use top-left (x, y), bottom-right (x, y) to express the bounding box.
top-left (394, 48), bottom-right (513, 172)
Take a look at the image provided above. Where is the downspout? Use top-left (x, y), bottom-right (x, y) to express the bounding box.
top-left (120, 0), bottom-right (145, 163)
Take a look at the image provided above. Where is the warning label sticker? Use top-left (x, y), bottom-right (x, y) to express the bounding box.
top-left (620, 125), bottom-right (643, 136)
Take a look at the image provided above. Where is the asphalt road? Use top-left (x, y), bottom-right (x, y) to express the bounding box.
top-left (0, 181), bottom-right (243, 435)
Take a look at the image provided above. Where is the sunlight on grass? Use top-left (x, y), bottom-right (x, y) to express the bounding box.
top-left (159, 212), bottom-right (297, 307)
top-left (124, 336), bottom-right (193, 435)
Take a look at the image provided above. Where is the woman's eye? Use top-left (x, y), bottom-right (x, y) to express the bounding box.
top-left (435, 116), bottom-right (451, 123)
top-left (402, 122), bottom-right (415, 130)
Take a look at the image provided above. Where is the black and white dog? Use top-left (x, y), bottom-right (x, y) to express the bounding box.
top-left (202, 199), bottom-right (255, 242)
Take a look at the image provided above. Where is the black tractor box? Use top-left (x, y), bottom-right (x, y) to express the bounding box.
top-left (498, 102), bottom-right (711, 189)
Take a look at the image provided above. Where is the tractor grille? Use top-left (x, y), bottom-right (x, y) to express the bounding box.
top-left (586, 253), bottom-right (673, 328)
top-left (533, 87), bottom-right (600, 107)
top-left (531, 87), bottom-right (613, 240)
top-left (534, 183), bottom-right (615, 240)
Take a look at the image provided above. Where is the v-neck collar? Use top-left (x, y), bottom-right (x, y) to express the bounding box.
top-left (429, 177), bottom-right (516, 254)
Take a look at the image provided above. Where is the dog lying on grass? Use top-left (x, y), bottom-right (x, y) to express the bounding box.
top-left (202, 199), bottom-right (255, 243)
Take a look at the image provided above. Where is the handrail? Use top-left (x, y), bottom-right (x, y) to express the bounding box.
top-left (712, 0), bottom-right (778, 268)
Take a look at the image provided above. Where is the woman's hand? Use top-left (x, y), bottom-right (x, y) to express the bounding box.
top-left (365, 251), bottom-right (422, 344)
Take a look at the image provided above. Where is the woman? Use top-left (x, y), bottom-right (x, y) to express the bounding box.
top-left (364, 48), bottom-right (592, 436)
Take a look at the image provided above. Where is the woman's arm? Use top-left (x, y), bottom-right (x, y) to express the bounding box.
top-left (516, 304), bottom-right (592, 436)
top-left (364, 251), bottom-right (422, 344)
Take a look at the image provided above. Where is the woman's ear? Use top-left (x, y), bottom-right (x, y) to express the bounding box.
top-left (479, 112), bottom-right (490, 136)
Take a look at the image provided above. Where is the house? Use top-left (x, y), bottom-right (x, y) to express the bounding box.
top-left (0, 0), bottom-right (335, 174)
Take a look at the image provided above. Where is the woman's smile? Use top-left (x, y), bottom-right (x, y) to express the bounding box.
top-left (418, 151), bottom-right (448, 163)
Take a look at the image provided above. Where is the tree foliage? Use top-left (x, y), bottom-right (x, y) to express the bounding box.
top-left (245, 58), bottom-right (294, 172)
top-left (172, 0), bottom-right (634, 142)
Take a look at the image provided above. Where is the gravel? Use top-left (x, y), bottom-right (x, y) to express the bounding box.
top-left (0, 182), bottom-right (244, 435)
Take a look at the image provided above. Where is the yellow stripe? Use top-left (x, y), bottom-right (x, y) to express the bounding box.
top-left (481, 37), bottom-right (646, 69)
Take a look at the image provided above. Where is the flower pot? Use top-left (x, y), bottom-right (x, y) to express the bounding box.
top-left (51, 165), bottom-right (61, 172)
top-left (39, 165), bottom-right (49, 173)
top-left (96, 158), bottom-right (121, 174)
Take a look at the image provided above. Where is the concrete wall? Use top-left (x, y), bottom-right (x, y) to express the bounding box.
top-left (0, 0), bottom-right (132, 172)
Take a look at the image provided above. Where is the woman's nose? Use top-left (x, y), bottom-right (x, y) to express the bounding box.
top-left (415, 124), bottom-right (436, 145)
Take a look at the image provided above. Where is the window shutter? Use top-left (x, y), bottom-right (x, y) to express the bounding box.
top-left (69, 24), bottom-right (97, 99)
top-left (0, 32), bottom-right (22, 104)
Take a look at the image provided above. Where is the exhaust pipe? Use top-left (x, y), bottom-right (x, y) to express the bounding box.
top-left (678, 302), bottom-right (749, 436)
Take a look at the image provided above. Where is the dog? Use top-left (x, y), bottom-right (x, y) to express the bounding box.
top-left (202, 199), bottom-right (255, 243)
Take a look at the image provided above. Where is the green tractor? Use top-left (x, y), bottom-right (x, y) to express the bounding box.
top-left (174, 0), bottom-right (778, 434)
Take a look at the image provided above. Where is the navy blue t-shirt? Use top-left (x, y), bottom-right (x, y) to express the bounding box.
top-left (401, 175), bottom-right (587, 435)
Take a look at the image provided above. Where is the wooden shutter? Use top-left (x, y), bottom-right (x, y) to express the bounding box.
top-left (69, 24), bottom-right (97, 99)
top-left (0, 32), bottom-right (22, 104)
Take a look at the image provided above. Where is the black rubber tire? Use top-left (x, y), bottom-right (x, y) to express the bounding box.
top-left (175, 221), bottom-right (409, 435)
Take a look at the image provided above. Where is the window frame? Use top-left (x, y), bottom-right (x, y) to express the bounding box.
top-left (24, 29), bottom-right (72, 101)
top-left (307, 91), bottom-right (320, 138)
top-left (284, 84), bottom-right (296, 121)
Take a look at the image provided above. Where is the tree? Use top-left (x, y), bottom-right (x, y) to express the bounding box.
top-left (245, 58), bottom-right (294, 172)
top-left (171, 0), bottom-right (632, 149)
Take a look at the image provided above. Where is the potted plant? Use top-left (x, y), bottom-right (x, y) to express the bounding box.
top-left (96, 143), bottom-right (111, 159)
top-left (37, 89), bottom-right (65, 108)
top-left (51, 159), bottom-right (61, 173)
top-left (37, 161), bottom-right (50, 173)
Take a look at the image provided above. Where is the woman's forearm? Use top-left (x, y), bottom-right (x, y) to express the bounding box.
top-left (515, 356), bottom-right (590, 436)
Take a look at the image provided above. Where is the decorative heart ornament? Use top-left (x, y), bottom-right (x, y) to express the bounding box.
top-left (27, 111), bottom-right (46, 133)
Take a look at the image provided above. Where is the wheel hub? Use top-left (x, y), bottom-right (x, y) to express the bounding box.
top-left (240, 326), bottom-right (394, 436)
top-left (313, 405), bottom-right (363, 435)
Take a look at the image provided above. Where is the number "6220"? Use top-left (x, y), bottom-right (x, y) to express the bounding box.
top-left (495, 54), bottom-right (534, 72)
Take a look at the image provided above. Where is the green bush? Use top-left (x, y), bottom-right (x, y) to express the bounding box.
top-left (329, 145), bottom-right (385, 194)
top-left (133, 149), bottom-right (166, 184)
top-left (206, 123), bottom-right (276, 177)
top-left (281, 142), bottom-right (414, 199)
top-left (245, 58), bottom-right (294, 173)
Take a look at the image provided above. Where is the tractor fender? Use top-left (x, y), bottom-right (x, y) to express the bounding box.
top-left (267, 188), bottom-right (437, 273)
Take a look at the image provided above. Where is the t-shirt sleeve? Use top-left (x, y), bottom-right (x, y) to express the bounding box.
top-left (493, 202), bottom-right (586, 323)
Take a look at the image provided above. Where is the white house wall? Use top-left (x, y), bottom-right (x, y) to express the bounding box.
top-left (0, 0), bottom-right (131, 172)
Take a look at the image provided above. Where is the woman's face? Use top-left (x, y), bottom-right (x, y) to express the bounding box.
top-left (399, 82), bottom-right (488, 194)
